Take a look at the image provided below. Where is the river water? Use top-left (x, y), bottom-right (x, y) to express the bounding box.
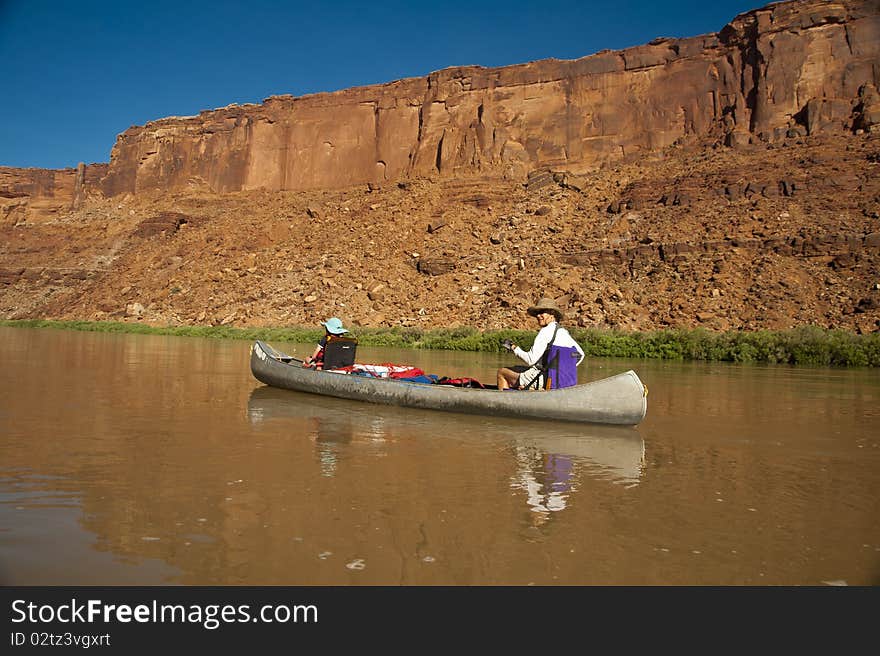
top-left (1, 326), bottom-right (877, 585)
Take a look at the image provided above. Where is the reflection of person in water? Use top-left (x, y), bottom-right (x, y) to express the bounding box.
top-left (246, 387), bottom-right (392, 479)
top-left (306, 416), bottom-right (354, 478)
top-left (511, 447), bottom-right (576, 522)
top-left (307, 414), bottom-right (392, 478)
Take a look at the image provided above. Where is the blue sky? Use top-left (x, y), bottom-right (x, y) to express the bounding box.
top-left (0, 0), bottom-right (762, 169)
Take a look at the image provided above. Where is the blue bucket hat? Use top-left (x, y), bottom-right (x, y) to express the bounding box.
top-left (322, 317), bottom-right (349, 335)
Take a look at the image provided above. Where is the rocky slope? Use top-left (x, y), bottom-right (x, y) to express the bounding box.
top-left (1, 129), bottom-right (878, 334)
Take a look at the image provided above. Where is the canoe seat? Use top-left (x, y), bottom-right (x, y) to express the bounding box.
top-left (323, 335), bottom-right (358, 369)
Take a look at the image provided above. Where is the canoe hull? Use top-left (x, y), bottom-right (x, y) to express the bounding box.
top-left (249, 340), bottom-right (648, 426)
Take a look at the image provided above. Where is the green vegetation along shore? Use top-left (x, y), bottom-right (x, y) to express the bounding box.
top-left (3, 319), bottom-right (878, 367)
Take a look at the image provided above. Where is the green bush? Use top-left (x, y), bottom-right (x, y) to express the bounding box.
top-left (1, 319), bottom-right (876, 367)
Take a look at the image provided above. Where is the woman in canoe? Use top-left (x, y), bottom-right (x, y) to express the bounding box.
top-left (303, 317), bottom-right (352, 369)
top-left (496, 298), bottom-right (585, 391)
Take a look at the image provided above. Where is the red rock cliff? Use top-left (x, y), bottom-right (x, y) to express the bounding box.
top-left (95, 0), bottom-right (878, 197)
top-left (0, 163), bottom-right (108, 226)
top-left (2, 0), bottom-right (878, 212)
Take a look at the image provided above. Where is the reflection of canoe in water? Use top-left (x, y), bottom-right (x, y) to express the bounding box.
top-left (250, 341), bottom-right (648, 426)
top-left (515, 430), bottom-right (645, 487)
top-left (247, 386), bottom-right (645, 485)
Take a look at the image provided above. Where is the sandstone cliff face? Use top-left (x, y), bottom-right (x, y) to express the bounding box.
top-left (93, 0), bottom-right (879, 197)
top-left (3, 0), bottom-right (877, 210)
top-left (0, 164), bottom-right (108, 226)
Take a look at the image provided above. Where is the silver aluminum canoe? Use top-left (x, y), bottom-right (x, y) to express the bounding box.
top-left (250, 340), bottom-right (648, 426)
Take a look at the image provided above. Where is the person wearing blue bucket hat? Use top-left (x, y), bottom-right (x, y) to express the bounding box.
top-left (304, 317), bottom-right (350, 368)
top-left (321, 317), bottom-right (348, 335)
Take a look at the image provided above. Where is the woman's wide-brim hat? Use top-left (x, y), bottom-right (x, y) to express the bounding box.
top-left (322, 317), bottom-right (349, 334)
top-left (527, 297), bottom-right (563, 320)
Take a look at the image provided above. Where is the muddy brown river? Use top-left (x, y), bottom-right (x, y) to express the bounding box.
top-left (1, 327), bottom-right (877, 585)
